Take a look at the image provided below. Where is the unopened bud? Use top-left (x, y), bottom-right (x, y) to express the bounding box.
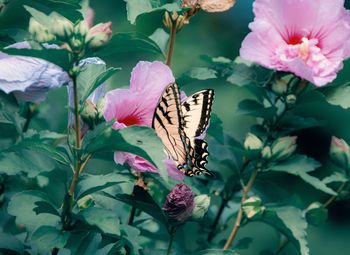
top-left (191, 194), bottom-right (211, 220)
top-left (286, 94), bottom-right (297, 105)
top-left (96, 98), bottom-right (105, 120)
top-left (85, 22), bottom-right (112, 49)
top-left (261, 146), bottom-right (272, 160)
top-left (199, 0), bottom-right (236, 12)
top-left (242, 196), bottom-right (265, 219)
top-left (163, 11), bottom-right (173, 30)
top-left (175, 15), bottom-right (187, 31)
top-left (305, 202), bottom-right (327, 226)
top-left (271, 136), bottom-right (297, 161)
top-left (330, 136), bottom-right (350, 170)
top-left (74, 20), bottom-right (89, 38)
top-left (77, 195), bottom-right (94, 209)
top-left (244, 133), bottom-right (263, 151)
top-left (50, 14), bottom-right (74, 40)
top-left (81, 100), bottom-right (98, 128)
top-left (272, 79), bottom-right (288, 95)
top-left (29, 18), bottom-right (55, 43)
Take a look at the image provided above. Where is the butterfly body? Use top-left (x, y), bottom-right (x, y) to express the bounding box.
top-left (152, 83), bottom-right (214, 177)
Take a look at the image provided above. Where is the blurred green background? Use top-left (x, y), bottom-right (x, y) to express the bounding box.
top-left (2, 1), bottom-right (350, 254)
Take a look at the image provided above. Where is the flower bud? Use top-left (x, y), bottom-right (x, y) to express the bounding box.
top-left (163, 11), bottom-right (173, 30)
top-left (85, 22), bottom-right (112, 49)
top-left (261, 146), bottom-right (272, 160)
top-left (330, 136), bottom-right (350, 170)
top-left (96, 98), bottom-right (105, 120)
top-left (163, 184), bottom-right (195, 223)
top-left (286, 94), bottom-right (297, 105)
top-left (242, 196), bottom-right (265, 219)
top-left (81, 100), bottom-right (98, 128)
top-left (305, 202), bottom-right (327, 226)
top-left (50, 14), bottom-right (74, 40)
top-left (244, 133), bottom-right (263, 151)
top-left (272, 79), bottom-right (288, 95)
top-left (199, 0), bottom-right (236, 12)
top-left (77, 195), bottom-right (94, 209)
top-left (29, 18), bottom-right (55, 43)
top-left (191, 194), bottom-right (211, 220)
top-left (74, 20), bottom-right (89, 38)
top-left (271, 136), bottom-right (297, 161)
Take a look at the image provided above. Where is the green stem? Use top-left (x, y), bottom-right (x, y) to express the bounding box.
top-left (166, 22), bottom-right (177, 67)
top-left (68, 74), bottom-right (81, 197)
top-left (128, 206), bottom-right (137, 225)
top-left (167, 226), bottom-right (176, 255)
top-left (223, 168), bottom-right (259, 250)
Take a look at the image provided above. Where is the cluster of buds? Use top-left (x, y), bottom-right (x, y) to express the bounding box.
top-left (330, 136), bottom-right (350, 170)
top-left (28, 14), bottom-right (112, 53)
top-left (163, 184), bottom-right (210, 224)
top-left (163, 11), bottom-right (188, 32)
top-left (244, 133), bottom-right (297, 162)
top-left (182, 0), bottom-right (236, 13)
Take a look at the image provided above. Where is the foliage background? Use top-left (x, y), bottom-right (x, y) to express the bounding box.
top-left (1, 1), bottom-right (350, 255)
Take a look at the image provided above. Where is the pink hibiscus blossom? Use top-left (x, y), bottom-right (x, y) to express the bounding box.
top-left (104, 61), bottom-right (185, 180)
top-left (240, 0), bottom-right (350, 86)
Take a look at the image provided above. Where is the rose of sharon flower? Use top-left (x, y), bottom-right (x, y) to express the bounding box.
top-left (163, 184), bottom-right (195, 222)
top-left (103, 61), bottom-right (184, 180)
top-left (240, 0), bottom-right (350, 86)
top-left (0, 42), bottom-right (70, 102)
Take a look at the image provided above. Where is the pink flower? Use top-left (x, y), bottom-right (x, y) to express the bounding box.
top-left (86, 22), bottom-right (113, 48)
top-left (240, 0), bottom-right (350, 86)
top-left (104, 61), bottom-right (184, 180)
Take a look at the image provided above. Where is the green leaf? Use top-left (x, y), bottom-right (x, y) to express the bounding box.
top-left (7, 190), bottom-right (60, 230)
top-left (93, 33), bottom-right (163, 57)
top-left (325, 84), bottom-right (350, 109)
top-left (110, 185), bottom-right (167, 225)
top-left (237, 99), bottom-right (277, 119)
top-left (262, 206), bottom-right (309, 255)
top-left (268, 155), bottom-right (337, 195)
top-left (2, 48), bottom-right (71, 71)
top-left (77, 207), bottom-right (121, 236)
top-left (189, 250), bottom-right (239, 255)
top-left (183, 67), bottom-right (218, 82)
top-left (207, 113), bottom-right (224, 144)
top-left (304, 202), bottom-right (328, 227)
top-left (75, 173), bottom-right (132, 200)
top-left (83, 125), bottom-right (168, 181)
top-left (124, 0), bottom-right (181, 24)
top-left (267, 155), bottom-right (337, 196)
top-left (0, 232), bottom-right (24, 255)
top-left (0, 150), bottom-right (56, 177)
top-left (78, 62), bottom-right (120, 104)
top-left (31, 226), bottom-right (70, 250)
top-left (0, 106), bottom-right (25, 135)
top-left (149, 28), bottom-right (169, 56)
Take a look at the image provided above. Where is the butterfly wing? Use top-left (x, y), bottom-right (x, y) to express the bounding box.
top-left (152, 83), bottom-right (188, 172)
top-left (181, 89), bottom-right (214, 141)
top-left (181, 89), bottom-right (214, 176)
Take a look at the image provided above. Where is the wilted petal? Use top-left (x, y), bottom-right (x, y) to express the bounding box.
top-left (0, 42), bottom-right (70, 102)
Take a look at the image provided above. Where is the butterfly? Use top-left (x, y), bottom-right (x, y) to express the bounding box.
top-left (152, 83), bottom-right (214, 177)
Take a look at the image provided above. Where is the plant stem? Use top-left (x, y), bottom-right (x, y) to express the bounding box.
top-left (166, 23), bottom-right (177, 67)
top-left (68, 74), bottom-right (81, 197)
top-left (128, 206), bottom-right (137, 225)
top-left (223, 168), bottom-right (259, 250)
top-left (22, 103), bottom-right (37, 132)
top-left (167, 226), bottom-right (176, 255)
top-left (207, 198), bottom-right (227, 242)
top-left (324, 182), bottom-right (347, 207)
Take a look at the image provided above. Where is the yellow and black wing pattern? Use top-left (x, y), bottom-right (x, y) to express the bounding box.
top-left (152, 83), bottom-right (214, 177)
top-left (152, 83), bottom-right (188, 172)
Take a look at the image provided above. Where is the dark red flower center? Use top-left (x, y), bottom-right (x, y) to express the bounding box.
top-left (119, 115), bottom-right (140, 126)
top-left (288, 35), bottom-right (302, 45)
